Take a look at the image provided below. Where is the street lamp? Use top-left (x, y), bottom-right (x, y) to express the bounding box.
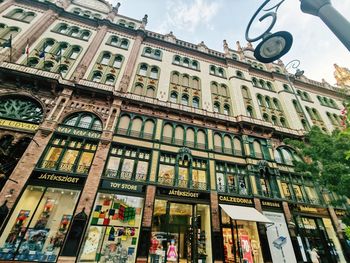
top-left (300, 0), bottom-right (350, 52)
top-left (245, 0), bottom-right (293, 63)
top-left (284, 59), bottom-right (311, 130)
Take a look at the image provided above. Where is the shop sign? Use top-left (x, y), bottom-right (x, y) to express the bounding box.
top-left (334, 209), bottom-right (347, 217)
top-left (261, 200), bottom-right (281, 208)
top-left (57, 126), bottom-right (101, 139)
top-left (297, 205), bottom-right (328, 215)
top-left (101, 179), bottom-right (143, 192)
top-left (31, 171), bottom-right (85, 185)
top-left (0, 118), bottom-right (38, 131)
top-left (157, 187), bottom-right (210, 200)
top-left (218, 194), bottom-right (253, 205)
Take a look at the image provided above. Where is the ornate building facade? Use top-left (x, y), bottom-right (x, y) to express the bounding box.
top-left (0, 0), bottom-right (349, 263)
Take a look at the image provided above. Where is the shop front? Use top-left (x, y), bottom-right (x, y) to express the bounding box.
top-left (218, 195), bottom-right (271, 263)
top-left (78, 179), bottom-right (145, 263)
top-left (148, 187), bottom-right (212, 263)
top-left (293, 204), bottom-right (347, 263)
top-left (261, 200), bottom-right (297, 263)
top-left (0, 171), bottom-right (85, 262)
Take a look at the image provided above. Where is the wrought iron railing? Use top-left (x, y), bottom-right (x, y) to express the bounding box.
top-left (104, 169), bottom-right (147, 182)
top-left (40, 160), bottom-right (90, 174)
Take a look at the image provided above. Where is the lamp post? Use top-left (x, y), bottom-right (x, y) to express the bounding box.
top-left (300, 0), bottom-right (350, 52)
top-left (284, 59), bottom-right (311, 130)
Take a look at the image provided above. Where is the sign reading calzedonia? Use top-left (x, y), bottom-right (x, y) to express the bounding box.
top-left (0, 118), bottom-right (38, 132)
top-left (218, 194), bottom-right (254, 206)
top-left (31, 171), bottom-right (86, 185)
top-left (57, 125), bottom-right (101, 139)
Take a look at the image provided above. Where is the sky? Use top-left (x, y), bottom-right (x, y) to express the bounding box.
top-left (107, 0), bottom-right (350, 85)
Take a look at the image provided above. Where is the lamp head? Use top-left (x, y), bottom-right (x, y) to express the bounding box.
top-left (295, 69), bottom-right (304, 78)
top-left (254, 31), bottom-right (293, 63)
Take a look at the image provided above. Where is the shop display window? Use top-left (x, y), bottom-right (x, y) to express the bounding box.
top-left (281, 182), bottom-right (291, 199)
top-left (292, 185), bottom-right (304, 202)
top-left (40, 136), bottom-right (97, 174)
top-left (216, 163), bottom-right (248, 195)
top-left (79, 193), bottom-right (144, 263)
top-left (221, 208), bottom-right (263, 263)
top-left (323, 218), bottom-right (346, 262)
top-left (149, 200), bottom-right (212, 263)
top-left (0, 186), bottom-right (80, 262)
top-left (104, 145), bottom-right (150, 182)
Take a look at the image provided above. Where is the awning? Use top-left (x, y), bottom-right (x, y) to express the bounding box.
top-left (219, 204), bottom-right (273, 224)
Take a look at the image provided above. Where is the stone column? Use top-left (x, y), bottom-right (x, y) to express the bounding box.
top-left (136, 185), bottom-right (156, 263)
top-left (211, 192), bottom-right (223, 262)
top-left (72, 25), bottom-right (108, 81)
top-left (2, 9), bottom-right (59, 63)
top-left (0, 0), bottom-right (14, 14)
top-left (118, 30), bottom-right (146, 92)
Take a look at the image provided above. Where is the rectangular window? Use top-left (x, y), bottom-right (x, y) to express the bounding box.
top-left (216, 163), bottom-right (248, 195)
top-left (293, 185), bottom-right (304, 202)
top-left (281, 182), bottom-right (291, 199)
top-left (104, 145), bottom-right (150, 182)
top-left (40, 136), bottom-right (97, 174)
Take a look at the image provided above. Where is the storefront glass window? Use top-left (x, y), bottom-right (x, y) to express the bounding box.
top-left (40, 136), bottom-right (97, 174)
top-left (149, 200), bottom-right (212, 263)
top-left (305, 186), bottom-right (319, 204)
top-left (79, 193), bottom-right (144, 263)
top-left (322, 218), bottom-right (346, 262)
top-left (0, 186), bottom-right (80, 262)
top-left (281, 182), bottom-right (291, 199)
top-left (221, 209), bottom-right (263, 263)
top-left (104, 145), bottom-right (150, 182)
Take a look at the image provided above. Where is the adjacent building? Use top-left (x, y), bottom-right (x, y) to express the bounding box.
top-left (0, 0), bottom-right (349, 262)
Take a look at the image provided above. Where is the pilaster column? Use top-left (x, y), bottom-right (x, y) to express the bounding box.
top-left (210, 192), bottom-right (223, 262)
top-left (2, 9), bottom-right (59, 63)
top-left (118, 30), bottom-right (146, 92)
top-left (0, 0), bottom-right (15, 14)
top-left (72, 25), bottom-right (108, 81)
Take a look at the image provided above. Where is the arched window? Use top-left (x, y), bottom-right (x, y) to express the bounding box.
top-left (0, 96), bottom-right (43, 123)
top-left (144, 47), bottom-right (152, 56)
top-left (27, 57), bottom-right (39, 67)
top-left (193, 77), bottom-right (199, 89)
top-left (247, 106), bottom-right (254, 117)
top-left (263, 113), bottom-right (269, 122)
top-left (69, 46), bottom-right (81, 59)
top-left (118, 115), bottom-right (131, 131)
top-left (110, 36), bottom-right (118, 46)
top-left (283, 84), bottom-right (290, 91)
top-left (134, 83), bottom-right (143, 95)
top-left (57, 65), bottom-right (68, 76)
top-left (236, 71), bottom-right (244, 78)
top-left (69, 27), bottom-right (79, 37)
top-left (271, 115), bottom-right (278, 126)
top-left (183, 58), bottom-right (189, 67)
top-left (259, 79), bottom-right (265, 88)
top-left (223, 105), bottom-right (230, 115)
top-left (144, 120), bottom-right (155, 137)
top-left (131, 118), bottom-right (143, 134)
top-left (80, 30), bottom-right (90, 40)
top-left (233, 137), bottom-right (242, 155)
top-left (57, 23), bottom-right (68, 34)
top-left (163, 123), bottom-right (173, 139)
top-left (213, 102), bottom-right (220, 113)
top-left (23, 12), bottom-right (35, 22)
top-left (280, 118), bottom-right (287, 127)
top-left (9, 9), bottom-right (24, 19)
top-left (253, 140), bottom-right (262, 157)
top-left (175, 126), bottom-right (184, 144)
top-left (182, 75), bottom-right (189, 86)
top-left (174, 56), bottom-right (180, 64)
top-left (113, 55), bottom-right (123, 68)
top-left (266, 82), bottom-right (273, 90)
top-left (211, 82), bottom-right (218, 94)
top-left (154, 50), bottom-right (161, 59)
top-left (100, 52), bottom-right (111, 65)
top-left (105, 75), bottom-right (115, 85)
top-left (197, 130), bottom-right (206, 148)
top-left (192, 61), bottom-right (198, 69)
top-left (301, 119), bottom-right (309, 131)
top-left (265, 97), bottom-right (271, 108)
top-left (171, 72), bottom-right (179, 84)
top-left (221, 85), bottom-right (228, 96)
top-left (192, 97), bottom-right (200, 108)
top-left (43, 39), bottom-right (55, 52)
top-left (181, 95), bottom-right (189, 106)
top-left (120, 39), bottom-right (129, 49)
top-left (273, 98), bottom-right (280, 110)
top-left (241, 86), bottom-right (250, 98)
top-left (150, 67), bottom-right (159, 79)
top-left (186, 128), bottom-right (195, 145)
top-left (223, 135), bottom-right (232, 153)
top-left (218, 68), bottom-right (224, 77)
top-left (146, 86), bottom-right (155, 97)
top-left (91, 71), bottom-right (102, 82)
top-left (274, 149), bottom-right (283, 163)
top-left (210, 66), bottom-right (215, 75)
top-left (257, 95), bottom-right (263, 106)
top-left (281, 148), bottom-right (293, 165)
top-left (214, 133), bottom-right (222, 152)
top-left (64, 112), bottom-right (102, 131)
top-left (139, 64), bottom-right (148, 76)
top-left (252, 78), bottom-right (258, 86)
top-left (43, 61), bottom-right (54, 71)
top-left (170, 92), bottom-right (178, 103)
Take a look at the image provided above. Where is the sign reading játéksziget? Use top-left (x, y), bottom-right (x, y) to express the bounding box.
top-left (0, 118), bottom-right (38, 132)
top-left (218, 194), bottom-right (254, 206)
top-left (31, 171), bottom-right (86, 185)
top-left (101, 179), bottom-right (144, 193)
top-left (57, 125), bottom-right (101, 139)
top-left (157, 187), bottom-right (210, 200)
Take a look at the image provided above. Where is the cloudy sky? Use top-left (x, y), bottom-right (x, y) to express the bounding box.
top-left (107, 0), bottom-right (350, 85)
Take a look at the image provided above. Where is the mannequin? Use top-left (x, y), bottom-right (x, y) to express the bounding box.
top-left (167, 239), bottom-right (177, 261)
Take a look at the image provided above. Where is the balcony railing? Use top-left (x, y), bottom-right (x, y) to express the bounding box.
top-left (40, 160), bottom-right (90, 174)
top-left (115, 128), bottom-right (153, 140)
top-left (104, 169), bottom-right (147, 182)
top-left (157, 176), bottom-right (207, 190)
top-left (217, 183), bottom-right (250, 196)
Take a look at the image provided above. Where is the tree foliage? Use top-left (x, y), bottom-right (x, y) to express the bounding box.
top-left (284, 126), bottom-right (350, 200)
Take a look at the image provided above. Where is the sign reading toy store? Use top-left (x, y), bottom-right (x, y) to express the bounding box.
top-left (57, 125), bottom-right (101, 139)
top-left (157, 187), bottom-right (210, 200)
top-left (0, 118), bottom-right (38, 132)
top-left (31, 171), bottom-right (86, 185)
top-left (101, 179), bottom-right (144, 193)
top-left (218, 194), bottom-right (254, 206)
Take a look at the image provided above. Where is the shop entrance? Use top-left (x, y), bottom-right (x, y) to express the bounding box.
top-left (297, 216), bottom-right (339, 263)
top-left (149, 200), bottom-right (211, 263)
